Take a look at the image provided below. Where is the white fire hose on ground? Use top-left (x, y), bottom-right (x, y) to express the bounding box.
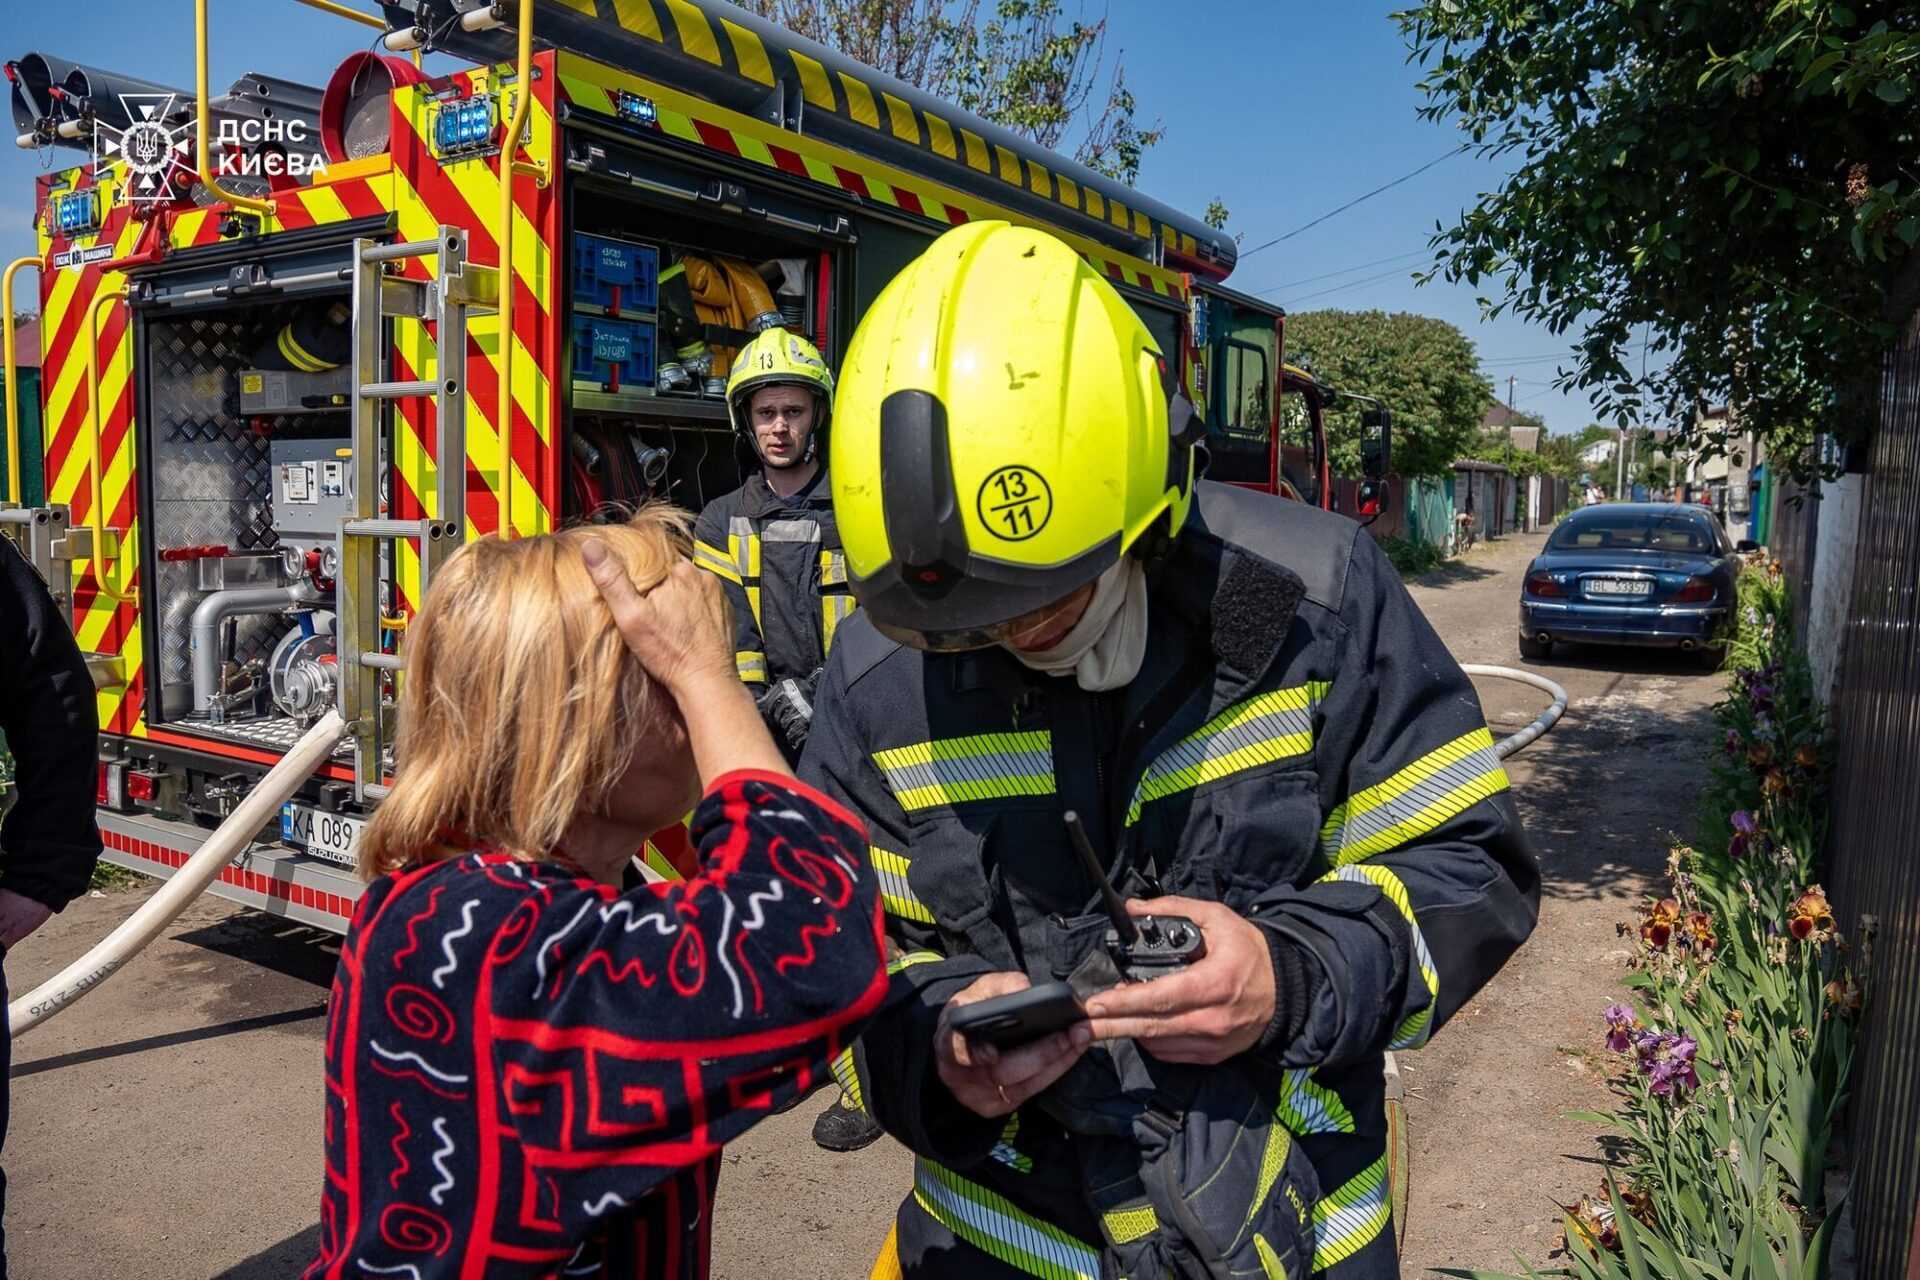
top-left (5, 668), bottom-right (1562, 1040)
top-left (1462, 664), bottom-right (1568, 759)
top-left (8, 710), bottom-right (349, 1038)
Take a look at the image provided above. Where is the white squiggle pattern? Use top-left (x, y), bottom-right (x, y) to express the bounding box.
top-left (582, 1190), bottom-right (631, 1216)
top-left (766, 806), bottom-right (860, 877)
top-left (715, 891), bottom-right (744, 1019)
top-left (358, 1263), bottom-right (424, 1279)
top-left (563, 1243), bottom-right (600, 1277)
top-left (428, 1116), bottom-right (456, 1206)
top-left (592, 899), bottom-right (683, 936)
top-left (737, 877), bottom-right (785, 936)
top-left (431, 900), bottom-right (478, 990)
top-left (369, 1042), bottom-right (471, 1087)
top-left (533, 898), bottom-right (597, 996)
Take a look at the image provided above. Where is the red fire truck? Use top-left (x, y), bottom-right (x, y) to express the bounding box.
top-left (2, 0), bottom-right (1390, 932)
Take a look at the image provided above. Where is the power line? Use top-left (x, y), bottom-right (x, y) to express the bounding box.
top-left (1278, 263), bottom-right (1425, 307)
top-left (1239, 144), bottom-right (1471, 261)
top-left (1242, 249), bottom-right (1430, 297)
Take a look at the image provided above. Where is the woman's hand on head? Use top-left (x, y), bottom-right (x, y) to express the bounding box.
top-left (583, 543), bottom-right (735, 696)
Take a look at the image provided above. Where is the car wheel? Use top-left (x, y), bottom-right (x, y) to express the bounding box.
top-left (1519, 633), bottom-right (1553, 661)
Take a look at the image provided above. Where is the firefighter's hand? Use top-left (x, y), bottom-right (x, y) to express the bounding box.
top-left (583, 544), bottom-right (735, 696)
top-left (1082, 897), bottom-right (1277, 1065)
top-left (936, 973), bottom-right (1092, 1119)
top-left (0, 888), bottom-right (53, 951)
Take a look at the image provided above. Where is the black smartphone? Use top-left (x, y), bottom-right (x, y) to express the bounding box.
top-left (948, 981), bottom-right (1087, 1049)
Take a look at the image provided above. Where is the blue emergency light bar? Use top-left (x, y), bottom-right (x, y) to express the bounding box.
top-left (52, 189), bottom-right (100, 237)
top-left (613, 90), bottom-right (658, 129)
top-left (431, 94), bottom-right (497, 158)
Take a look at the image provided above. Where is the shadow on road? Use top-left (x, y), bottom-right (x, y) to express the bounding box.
top-left (1409, 558), bottom-right (1502, 588)
top-left (174, 912), bottom-right (344, 990)
top-left (1500, 647), bottom-right (1724, 906)
top-left (210, 1224), bottom-right (322, 1278)
top-left (10, 1004), bottom-right (325, 1079)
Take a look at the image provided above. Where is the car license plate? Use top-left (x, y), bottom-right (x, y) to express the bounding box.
top-left (1588, 577), bottom-right (1652, 596)
top-left (281, 802), bottom-right (364, 867)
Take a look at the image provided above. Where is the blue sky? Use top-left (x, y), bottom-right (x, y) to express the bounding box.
top-left (1, 1), bottom-right (1609, 433)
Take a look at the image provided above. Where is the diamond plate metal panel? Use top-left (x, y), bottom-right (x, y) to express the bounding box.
top-left (144, 310), bottom-right (348, 721)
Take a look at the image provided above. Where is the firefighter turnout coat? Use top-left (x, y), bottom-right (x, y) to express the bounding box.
top-left (798, 483), bottom-right (1541, 1278)
top-left (693, 469), bottom-right (858, 691)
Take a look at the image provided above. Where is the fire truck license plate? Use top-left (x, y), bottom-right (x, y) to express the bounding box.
top-left (281, 803), bottom-right (363, 867)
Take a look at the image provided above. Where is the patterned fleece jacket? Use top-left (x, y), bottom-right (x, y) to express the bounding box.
top-left (305, 770), bottom-right (886, 1280)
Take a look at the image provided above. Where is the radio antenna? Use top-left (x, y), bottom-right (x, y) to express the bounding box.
top-left (1063, 810), bottom-right (1138, 945)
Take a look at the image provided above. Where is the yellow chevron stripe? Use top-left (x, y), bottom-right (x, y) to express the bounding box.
top-left (959, 128), bottom-right (992, 172)
top-left (719, 18), bottom-right (774, 84)
top-left (790, 51), bottom-right (836, 112)
top-left (1084, 189), bottom-right (1106, 220)
top-left (1057, 176), bottom-right (1080, 210)
top-left (882, 92), bottom-right (921, 143)
top-left (1026, 160), bottom-right (1051, 198)
top-left (611, 0), bottom-right (664, 40)
top-left (663, 0), bottom-right (722, 64)
top-left (992, 144), bottom-right (1021, 184)
top-left (924, 112), bottom-right (958, 159)
top-left (839, 72), bottom-right (880, 129)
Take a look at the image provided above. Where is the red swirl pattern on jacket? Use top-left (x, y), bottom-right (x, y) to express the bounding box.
top-left (304, 771), bottom-right (885, 1280)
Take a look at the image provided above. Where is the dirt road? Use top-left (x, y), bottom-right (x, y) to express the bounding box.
top-left (3, 528), bottom-right (1719, 1278)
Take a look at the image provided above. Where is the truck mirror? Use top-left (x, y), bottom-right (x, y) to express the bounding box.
top-left (1360, 404), bottom-right (1392, 482)
top-left (1357, 479), bottom-right (1388, 523)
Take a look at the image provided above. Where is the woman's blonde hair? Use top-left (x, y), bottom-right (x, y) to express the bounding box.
top-left (357, 505), bottom-right (692, 878)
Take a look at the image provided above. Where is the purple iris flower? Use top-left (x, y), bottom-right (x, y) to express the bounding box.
top-left (1604, 1003), bottom-right (1637, 1053)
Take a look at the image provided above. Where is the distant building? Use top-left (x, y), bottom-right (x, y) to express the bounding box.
top-left (1580, 439), bottom-right (1616, 466)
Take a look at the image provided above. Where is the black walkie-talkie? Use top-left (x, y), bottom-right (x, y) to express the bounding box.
top-left (1063, 810), bottom-right (1206, 982)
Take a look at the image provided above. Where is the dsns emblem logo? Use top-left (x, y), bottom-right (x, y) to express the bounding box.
top-left (93, 94), bottom-right (194, 204)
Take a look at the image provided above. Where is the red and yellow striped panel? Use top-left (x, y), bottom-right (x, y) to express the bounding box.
top-left (553, 52), bottom-right (1187, 301)
top-left (386, 60), bottom-right (562, 618)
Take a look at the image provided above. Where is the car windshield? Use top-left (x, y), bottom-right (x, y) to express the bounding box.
top-left (1548, 511), bottom-right (1717, 554)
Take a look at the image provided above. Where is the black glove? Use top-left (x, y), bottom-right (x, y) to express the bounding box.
top-left (757, 670), bottom-right (820, 752)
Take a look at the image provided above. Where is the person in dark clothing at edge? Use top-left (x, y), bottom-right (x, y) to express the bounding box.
top-left (0, 535), bottom-right (103, 1277)
top-left (798, 223), bottom-right (1541, 1279)
top-left (303, 510), bottom-right (885, 1280)
top-left (692, 326), bottom-right (885, 1153)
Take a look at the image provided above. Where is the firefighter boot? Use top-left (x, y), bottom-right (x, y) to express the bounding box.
top-left (810, 1089), bottom-right (884, 1152)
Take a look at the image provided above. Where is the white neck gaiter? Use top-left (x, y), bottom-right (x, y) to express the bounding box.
top-left (1005, 558), bottom-right (1149, 692)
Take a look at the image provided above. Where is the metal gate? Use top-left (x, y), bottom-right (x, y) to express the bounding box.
top-left (1825, 305), bottom-right (1920, 1273)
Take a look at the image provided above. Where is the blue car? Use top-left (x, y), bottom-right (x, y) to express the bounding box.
top-left (1518, 503), bottom-right (1744, 665)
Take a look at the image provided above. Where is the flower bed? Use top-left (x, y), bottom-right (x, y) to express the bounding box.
top-left (1453, 557), bottom-right (1862, 1278)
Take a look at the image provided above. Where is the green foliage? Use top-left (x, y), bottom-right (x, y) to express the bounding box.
top-left (1457, 559), bottom-right (1857, 1279)
top-left (743, 0), bottom-right (1163, 183)
top-left (1375, 534), bottom-right (1449, 577)
top-left (1204, 198), bottom-right (1230, 230)
top-left (1396, 0), bottom-right (1919, 483)
top-left (1284, 309), bottom-right (1492, 477)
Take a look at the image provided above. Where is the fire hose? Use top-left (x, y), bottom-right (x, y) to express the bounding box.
top-left (8, 709), bottom-right (348, 1038)
top-left (1461, 663), bottom-right (1569, 759)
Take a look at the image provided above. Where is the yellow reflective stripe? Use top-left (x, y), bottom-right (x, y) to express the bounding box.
top-left (822, 591), bottom-right (857, 654)
top-left (277, 326), bottom-right (332, 373)
top-left (1249, 1116), bottom-right (1293, 1229)
top-left (1311, 1157), bottom-right (1391, 1270)
top-left (694, 539), bottom-right (741, 584)
top-left (640, 841), bottom-right (684, 882)
top-left (989, 1111), bottom-right (1033, 1174)
top-left (1101, 1204), bottom-right (1158, 1246)
top-left (1254, 1234), bottom-right (1289, 1278)
top-left (913, 1159), bottom-right (1101, 1279)
top-left (888, 949), bottom-right (944, 975)
top-left (872, 846), bottom-right (934, 924)
top-left (1323, 727), bottom-right (1509, 865)
top-left (872, 731), bottom-right (1055, 812)
top-left (1127, 682), bottom-right (1329, 825)
top-left (736, 650), bottom-right (768, 684)
top-left (1276, 1068), bottom-right (1356, 1136)
top-left (830, 1045), bottom-right (863, 1110)
top-left (726, 518), bottom-right (764, 629)
top-left (819, 548), bottom-right (850, 586)
top-left (1324, 863), bottom-right (1438, 1049)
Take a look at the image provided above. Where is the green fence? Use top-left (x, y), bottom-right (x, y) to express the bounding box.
top-left (1403, 475), bottom-right (1456, 551)
top-left (0, 366), bottom-right (43, 506)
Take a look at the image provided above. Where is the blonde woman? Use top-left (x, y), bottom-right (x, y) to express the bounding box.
top-left (304, 507), bottom-right (885, 1280)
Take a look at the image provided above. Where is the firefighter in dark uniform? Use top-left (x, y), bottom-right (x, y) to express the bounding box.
top-left (798, 223), bottom-right (1541, 1278)
top-left (692, 326), bottom-right (882, 1153)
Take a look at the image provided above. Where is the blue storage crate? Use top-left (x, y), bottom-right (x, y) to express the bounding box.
top-left (572, 234), bottom-right (659, 312)
top-left (572, 314), bottom-right (657, 389)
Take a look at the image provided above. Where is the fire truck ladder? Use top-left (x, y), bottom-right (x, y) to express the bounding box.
top-left (338, 226), bottom-right (497, 802)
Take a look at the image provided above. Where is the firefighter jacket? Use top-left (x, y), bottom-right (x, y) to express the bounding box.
top-left (693, 468), bottom-right (857, 692)
top-left (798, 483), bottom-right (1540, 1279)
